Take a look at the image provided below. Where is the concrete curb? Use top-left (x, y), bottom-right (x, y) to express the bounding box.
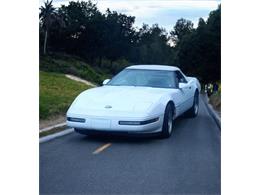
top-left (40, 122), bottom-right (67, 133)
top-left (40, 128), bottom-right (74, 144)
top-left (201, 94), bottom-right (221, 129)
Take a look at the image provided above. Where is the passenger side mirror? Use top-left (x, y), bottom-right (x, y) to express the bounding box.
top-left (178, 82), bottom-right (187, 89)
top-left (103, 79), bottom-right (110, 85)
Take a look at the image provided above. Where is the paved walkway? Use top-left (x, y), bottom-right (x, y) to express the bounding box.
top-left (65, 74), bottom-right (97, 87)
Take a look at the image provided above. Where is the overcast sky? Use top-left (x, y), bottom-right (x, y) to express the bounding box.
top-left (40, 0), bottom-right (220, 32)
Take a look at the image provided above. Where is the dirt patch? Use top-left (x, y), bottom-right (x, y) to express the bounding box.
top-left (40, 115), bottom-right (66, 130)
top-left (39, 125), bottom-right (68, 137)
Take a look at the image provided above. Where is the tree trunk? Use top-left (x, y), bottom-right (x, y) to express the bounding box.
top-left (43, 30), bottom-right (48, 55)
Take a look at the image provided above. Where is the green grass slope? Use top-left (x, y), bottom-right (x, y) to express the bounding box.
top-left (40, 71), bottom-right (91, 120)
top-left (40, 53), bottom-right (107, 85)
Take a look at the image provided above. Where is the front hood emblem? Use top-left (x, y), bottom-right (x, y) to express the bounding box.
top-left (104, 105), bottom-right (112, 109)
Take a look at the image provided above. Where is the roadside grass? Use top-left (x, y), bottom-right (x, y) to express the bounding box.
top-left (40, 71), bottom-right (91, 120)
top-left (209, 91), bottom-right (221, 113)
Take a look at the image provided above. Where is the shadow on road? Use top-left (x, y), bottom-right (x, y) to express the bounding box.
top-left (79, 133), bottom-right (159, 144)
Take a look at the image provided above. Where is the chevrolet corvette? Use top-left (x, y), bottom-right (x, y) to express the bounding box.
top-left (66, 65), bottom-right (201, 138)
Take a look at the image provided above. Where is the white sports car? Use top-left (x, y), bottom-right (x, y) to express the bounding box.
top-left (66, 65), bottom-right (201, 138)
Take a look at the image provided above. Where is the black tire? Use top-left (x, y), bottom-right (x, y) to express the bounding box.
top-left (187, 91), bottom-right (199, 117)
top-left (160, 103), bottom-right (174, 138)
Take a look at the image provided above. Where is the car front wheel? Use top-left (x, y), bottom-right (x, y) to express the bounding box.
top-left (187, 91), bottom-right (199, 117)
top-left (161, 103), bottom-right (174, 138)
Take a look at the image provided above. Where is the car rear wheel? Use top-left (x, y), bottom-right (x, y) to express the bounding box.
top-left (160, 103), bottom-right (174, 138)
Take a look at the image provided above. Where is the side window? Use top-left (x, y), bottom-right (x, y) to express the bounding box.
top-left (175, 71), bottom-right (187, 83)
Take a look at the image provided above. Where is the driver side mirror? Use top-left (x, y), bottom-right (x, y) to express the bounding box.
top-left (102, 79), bottom-right (110, 85)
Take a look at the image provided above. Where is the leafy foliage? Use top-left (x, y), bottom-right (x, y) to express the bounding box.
top-left (171, 6), bottom-right (221, 83)
top-left (39, 0), bottom-right (64, 54)
top-left (130, 24), bottom-right (172, 64)
top-left (170, 18), bottom-right (194, 44)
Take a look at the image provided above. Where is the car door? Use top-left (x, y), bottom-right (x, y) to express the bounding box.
top-left (175, 70), bottom-right (192, 113)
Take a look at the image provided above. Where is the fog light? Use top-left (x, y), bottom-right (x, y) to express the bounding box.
top-left (119, 121), bottom-right (141, 125)
top-left (67, 117), bottom-right (85, 123)
top-left (119, 117), bottom-right (159, 125)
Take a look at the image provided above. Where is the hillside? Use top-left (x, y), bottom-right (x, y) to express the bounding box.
top-left (40, 53), bottom-right (107, 85)
top-left (40, 71), bottom-right (92, 120)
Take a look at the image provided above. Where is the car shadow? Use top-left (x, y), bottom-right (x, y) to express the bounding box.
top-left (79, 133), bottom-right (159, 144)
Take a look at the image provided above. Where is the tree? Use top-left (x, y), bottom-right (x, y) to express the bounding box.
top-left (103, 9), bottom-right (135, 65)
top-left (172, 6), bottom-right (221, 83)
top-left (56, 1), bottom-right (105, 62)
top-left (131, 24), bottom-right (172, 64)
top-left (39, 0), bottom-right (56, 55)
top-left (170, 18), bottom-right (194, 44)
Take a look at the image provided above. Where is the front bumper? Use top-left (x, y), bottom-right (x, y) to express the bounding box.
top-left (74, 128), bottom-right (162, 137)
top-left (66, 114), bottom-right (164, 135)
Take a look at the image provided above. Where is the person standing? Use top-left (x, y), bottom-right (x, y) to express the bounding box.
top-left (204, 84), bottom-right (208, 94)
top-left (208, 83), bottom-right (215, 96)
top-left (213, 83), bottom-right (219, 93)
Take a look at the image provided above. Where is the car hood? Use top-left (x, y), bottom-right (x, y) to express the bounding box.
top-left (68, 86), bottom-right (174, 115)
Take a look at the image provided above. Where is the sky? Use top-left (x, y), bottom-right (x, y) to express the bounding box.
top-left (40, 0), bottom-right (220, 32)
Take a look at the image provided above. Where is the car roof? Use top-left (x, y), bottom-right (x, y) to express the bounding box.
top-left (126, 65), bottom-right (180, 71)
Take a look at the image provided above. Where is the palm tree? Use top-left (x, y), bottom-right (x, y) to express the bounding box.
top-left (39, 0), bottom-right (56, 55)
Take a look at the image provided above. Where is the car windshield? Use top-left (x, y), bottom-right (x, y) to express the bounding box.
top-left (107, 69), bottom-right (177, 88)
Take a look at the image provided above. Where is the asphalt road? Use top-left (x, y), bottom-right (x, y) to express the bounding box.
top-left (40, 95), bottom-right (220, 195)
